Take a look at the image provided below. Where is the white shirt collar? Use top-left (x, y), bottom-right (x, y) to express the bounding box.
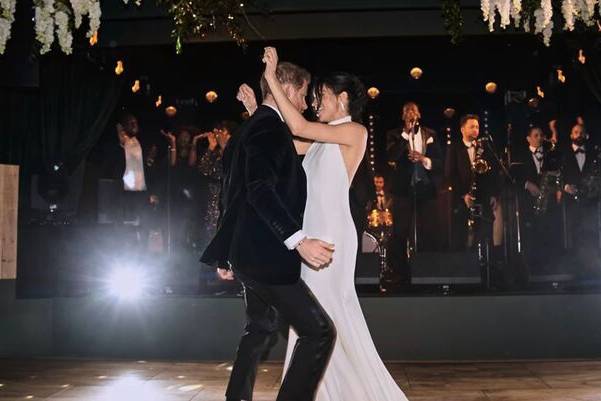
top-left (328, 115), bottom-right (352, 126)
top-left (463, 139), bottom-right (475, 148)
top-left (572, 143), bottom-right (586, 151)
top-left (262, 103), bottom-right (284, 122)
top-left (401, 127), bottom-right (421, 141)
top-left (529, 145), bottom-right (542, 153)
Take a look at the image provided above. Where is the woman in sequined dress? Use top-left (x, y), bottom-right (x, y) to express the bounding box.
top-left (195, 121), bottom-right (238, 248)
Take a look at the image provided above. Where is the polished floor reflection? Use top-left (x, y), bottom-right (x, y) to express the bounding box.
top-left (0, 359), bottom-right (601, 400)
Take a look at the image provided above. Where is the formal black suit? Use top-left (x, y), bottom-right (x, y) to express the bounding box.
top-left (560, 143), bottom-right (599, 253)
top-left (514, 144), bottom-right (562, 279)
top-left (445, 139), bottom-right (499, 249)
top-left (386, 126), bottom-right (443, 281)
top-left (561, 144), bottom-right (595, 190)
top-left (386, 126), bottom-right (442, 198)
top-left (201, 105), bottom-right (335, 401)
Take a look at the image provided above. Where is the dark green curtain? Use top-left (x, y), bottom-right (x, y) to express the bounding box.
top-left (0, 88), bottom-right (40, 167)
top-left (0, 54), bottom-right (123, 174)
top-left (575, 50), bottom-right (601, 106)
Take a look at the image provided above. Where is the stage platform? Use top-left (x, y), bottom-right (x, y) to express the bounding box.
top-left (1, 358), bottom-right (601, 400)
top-left (2, 280), bottom-right (601, 362)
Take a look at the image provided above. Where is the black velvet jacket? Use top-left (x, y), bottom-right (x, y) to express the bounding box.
top-left (200, 106), bottom-right (306, 285)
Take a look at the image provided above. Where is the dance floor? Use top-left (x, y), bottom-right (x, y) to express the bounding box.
top-left (0, 359), bottom-right (601, 400)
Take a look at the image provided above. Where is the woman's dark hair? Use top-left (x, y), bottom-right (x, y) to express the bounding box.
top-left (311, 72), bottom-right (367, 123)
top-left (214, 120), bottom-right (240, 136)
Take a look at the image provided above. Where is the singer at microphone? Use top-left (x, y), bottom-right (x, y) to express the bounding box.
top-left (385, 101), bottom-right (443, 286)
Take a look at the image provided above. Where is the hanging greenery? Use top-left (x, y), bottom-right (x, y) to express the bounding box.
top-left (155, 0), bottom-right (259, 54)
top-left (1, 0), bottom-right (261, 56)
top-left (442, 0), bottom-right (464, 44)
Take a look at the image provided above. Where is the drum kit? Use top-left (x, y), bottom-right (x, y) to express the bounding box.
top-left (365, 208), bottom-right (394, 292)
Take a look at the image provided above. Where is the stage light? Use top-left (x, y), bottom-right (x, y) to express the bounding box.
top-left (89, 31), bottom-right (98, 46)
top-left (115, 60), bottom-right (124, 76)
top-left (410, 67), bottom-right (423, 80)
top-left (106, 267), bottom-right (147, 301)
top-left (578, 49), bottom-right (586, 64)
top-left (557, 69), bottom-right (566, 83)
top-left (528, 97), bottom-right (540, 109)
top-left (131, 80), bottom-right (140, 93)
top-left (485, 82), bottom-right (497, 94)
top-left (165, 106), bottom-right (177, 117)
top-left (536, 86), bottom-right (545, 98)
top-left (205, 91), bottom-right (218, 103)
top-left (367, 87), bottom-right (380, 99)
top-left (155, 95), bottom-right (162, 108)
top-left (443, 107), bottom-right (456, 119)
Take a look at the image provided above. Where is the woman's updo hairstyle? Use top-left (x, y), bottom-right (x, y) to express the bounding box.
top-left (311, 72), bottom-right (367, 123)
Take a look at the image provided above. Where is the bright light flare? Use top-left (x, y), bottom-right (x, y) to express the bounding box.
top-left (106, 267), bottom-right (147, 301)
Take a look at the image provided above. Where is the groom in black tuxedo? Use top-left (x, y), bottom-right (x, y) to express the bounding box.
top-left (201, 62), bottom-right (336, 401)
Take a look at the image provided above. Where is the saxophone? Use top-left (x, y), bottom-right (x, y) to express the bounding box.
top-left (533, 170), bottom-right (561, 215)
top-left (468, 138), bottom-right (491, 224)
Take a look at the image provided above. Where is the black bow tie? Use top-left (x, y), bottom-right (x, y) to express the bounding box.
top-left (531, 148), bottom-right (543, 161)
top-left (574, 148), bottom-right (585, 154)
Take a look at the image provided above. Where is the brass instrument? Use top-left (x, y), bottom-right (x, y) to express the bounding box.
top-left (468, 138), bottom-right (491, 223)
top-left (533, 141), bottom-right (562, 215)
top-left (368, 208), bottom-right (394, 228)
top-left (533, 170), bottom-right (562, 215)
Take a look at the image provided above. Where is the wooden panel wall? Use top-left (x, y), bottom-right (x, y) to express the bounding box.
top-left (0, 165), bottom-right (19, 279)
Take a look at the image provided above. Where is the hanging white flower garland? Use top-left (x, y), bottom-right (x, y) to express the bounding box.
top-left (32, 0), bottom-right (102, 55)
top-left (482, 0), bottom-right (600, 46)
top-left (0, 0), bottom-right (131, 55)
top-left (0, 0), bottom-right (17, 54)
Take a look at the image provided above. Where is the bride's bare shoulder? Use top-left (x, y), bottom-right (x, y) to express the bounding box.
top-left (343, 122), bottom-right (367, 142)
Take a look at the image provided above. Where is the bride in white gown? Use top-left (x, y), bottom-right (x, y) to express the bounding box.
top-left (262, 47), bottom-right (408, 401)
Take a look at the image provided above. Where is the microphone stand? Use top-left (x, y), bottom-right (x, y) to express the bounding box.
top-left (410, 121), bottom-right (419, 255)
top-left (481, 132), bottom-right (515, 288)
top-left (484, 133), bottom-right (514, 185)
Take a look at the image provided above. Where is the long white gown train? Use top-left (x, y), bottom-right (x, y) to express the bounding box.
top-left (283, 116), bottom-right (409, 401)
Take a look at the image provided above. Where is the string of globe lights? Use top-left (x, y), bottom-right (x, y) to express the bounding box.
top-left (112, 58), bottom-right (222, 120)
top-left (113, 41), bottom-right (583, 124)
